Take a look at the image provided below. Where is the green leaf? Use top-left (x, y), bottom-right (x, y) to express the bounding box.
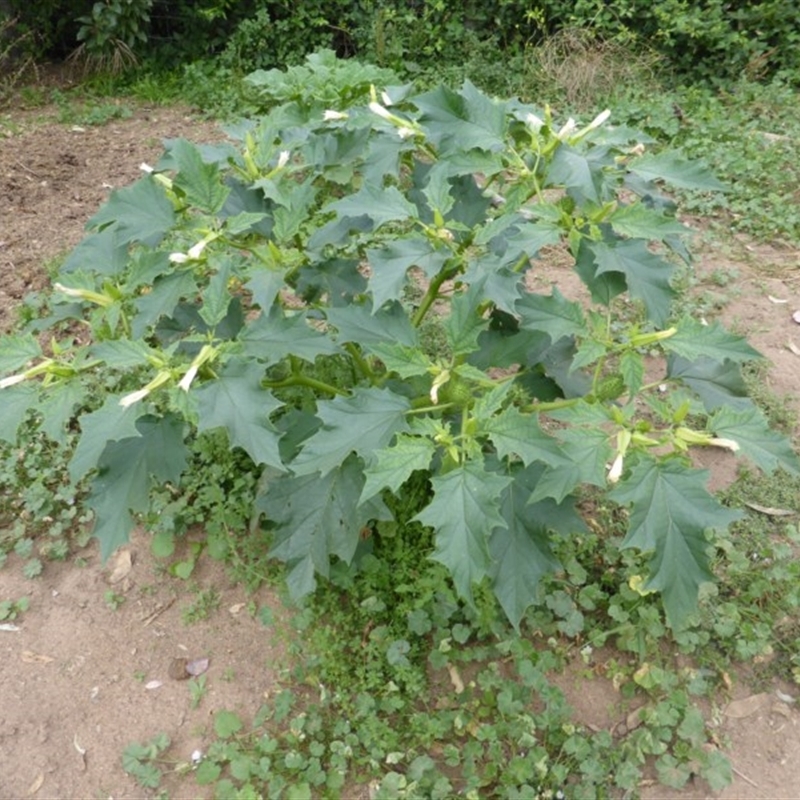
top-left (667, 356), bottom-right (750, 411)
top-left (628, 152), bottom-right (727, 192)
top-left (547, 145), bottom-right (603, 203)
top-left (195, 360), bottom-right (283, 469)
top-left (37, 381), bottom-right (88, 445)
top-left (414, 81), bottom-right (507, 154)
top-left (89, 414), bottom-right (187, 560)
top-left (199, 258), bottom-right (232, 327)
top-left (292, 387), bottom-right (410, 476)
top-left (132, 271), bottom-right (198, 338)
top-left (529, 426), bottom-right (612, 503)
top-left (328, 184), bottom-right (417, 228)
top-left (415, 460), bottom-right (511, 605)
top-left (260, 455), bottom-right (388, 597)
top-left (69, 395), bottom-right (145, 483)
top-left (481, 408), bottom-right (569, 468)
top-left (490, 464), bottom-right (566, 630)
top-left (240, 306), bottom-right (340, 364)
top-left (244, 269), bottom-right (283, 311)
top-left (369, 342), bottom-right (433, 378)
top-left (88, 177), bottom-right (175, 246)
top-left (61, 228), bottom-right (129, 277)
top-left (516, 287), bottom-right (586, 342)
top-left (361, 434), bottom-right (436, 502)
top-left (366, 238), bottom-right (449, 311)
top-left (443, 280), bottom-right (489, 356)
top-left (0, 332), bottom-right (41, 374)
top-left (170, 139), bottom-right (230, 214)
top-left (610, 458), bottom-right (742, 628)
top-left (590, 239), bottom-right (675, 326)
top-left (91, 339), bottom-right (161, 369)
top-left (0, 384), bottom-right (37, 444)
top-left (607, 203), bottom-right (689, 240)
top-left (387, 639), bottom-right (411, 667)
top-left (501, 218), bottom-right (564, 263)
top-left (709, 406), bottom-right (800, 476)
top-left (327, 301), bottom-right (417, 348)
top-left (214, 710), bottom-right (243, 739)
top-left (665, 318), bottom-right (763, 363)
top-left (620, 350), bottom-right (645, 395)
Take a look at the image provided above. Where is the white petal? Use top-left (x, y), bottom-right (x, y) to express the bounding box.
top-left (557, 118), bottom-right (577, 139)
top-left (607, 453), bottom-right (624, 483)
top-left (169, 252), bottom-right (189, 264)
top-left (708, 437), bottom-right (740, 452)
top-left (0, 373), bottom-right (26, 389)
top-left (368, 101), bottom-right (392, 121)
top-left (277, 150), bottom-right (290, 168)
top-left (397, 126), bottom-right (415, 140)
top-left (178, 364), bottom-right (199, 392)
top-left (187, 240), bottom-right (207, 260)
top-left (139, 162), bottom-right (154, 173)
top-left (381, 90), bottom-right (392, 106)
top-left (526, 113), bottom-right (544, 131)
top-left (119, 388), bottom-right (150, 407)
top-left (587, 109), bottom-right (611, 130)
top-left (323, 109), bottom-right (348, 121)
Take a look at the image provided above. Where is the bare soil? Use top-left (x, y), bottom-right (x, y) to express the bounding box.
top-left (1, 97), bottom-right (800, 799)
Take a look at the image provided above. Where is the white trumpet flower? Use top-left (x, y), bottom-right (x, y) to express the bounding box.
top-left (0, 373), bottom-right (26, 389)
top-left (323, 109), bottom-right (348, 121)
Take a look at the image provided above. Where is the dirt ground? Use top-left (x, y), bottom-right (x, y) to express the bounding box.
top-left (1, 97), bottom-right (800, 799)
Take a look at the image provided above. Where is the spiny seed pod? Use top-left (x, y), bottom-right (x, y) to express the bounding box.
top-left (594, 373), bottom-right (626, 402)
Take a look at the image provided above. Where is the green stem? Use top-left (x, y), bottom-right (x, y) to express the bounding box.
top-left (521, 396), bottom-right (581, 413)
top-left (406, 404), bottom-right (455, 415)
top-left (411, 266), bottom-right (457, 328)
top-left (344, 342), bottom-right (378, 384)
top-left (264, 375), bottom-right (348, 396)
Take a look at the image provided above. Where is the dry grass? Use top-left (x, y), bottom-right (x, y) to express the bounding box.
top-left (0, 18), bottom-right (39, 108)
top-left (67, 39), bottom-right (139, 77)
top-left (532, 28), bottom-right (661, 110)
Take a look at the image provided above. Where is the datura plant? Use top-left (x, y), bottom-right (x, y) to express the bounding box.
top-left (2, 76), bottom-right (798, 631)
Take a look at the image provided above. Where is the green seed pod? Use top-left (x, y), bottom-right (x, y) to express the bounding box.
top-left (594, 373), bottom-right (626, 401)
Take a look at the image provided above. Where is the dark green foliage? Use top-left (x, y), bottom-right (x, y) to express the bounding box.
top-left (3, 0), bottom-right (797, 85)
top-left (3, 63), bottom-right (796, 631)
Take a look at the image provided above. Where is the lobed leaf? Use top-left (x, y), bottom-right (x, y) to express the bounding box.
top-left (415, 460), bottom-right (511, 605)
top-left (292, 387), bottom-right (410, 476)
top-left (195, 360), bottom-right (284, 469)
top-left (665, 318), bottom-right (763, 363)
top-left (87, 177), bottom-right (175, 246)
top-left (610, 458), bottom-right (742, 628)
top-left (710, 406), bottom-right (800, 476)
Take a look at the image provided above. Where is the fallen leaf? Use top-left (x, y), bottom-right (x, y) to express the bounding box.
top-left (186, 657), bottom-right (210, 676)
top-left (27, 773), bottom-right (44, 796)
top-left (228, 602), bottom-right (246, 615)
top-left (168, 658), bottom-right (190, 680)
top-left (787, 340), bottom-right (800, 356)
top-left (73, 733), bottom-right (87, 772)
top-left (776, 689), bottom-right (796, 704)
top-left (724, 692), bottom-right (771, 718)
top-left (145, 680), bottom-right (163, 690)
top-left (107, 549), bottom-right (133, 584)
top-left (21, 650), bottom-right (53, 664)
top-left (626, 706), bottom-right (646, 731)
top-left (745, 502), bottom-right (796, 516)
top-left (447, 664), bottom-right (464, 694)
